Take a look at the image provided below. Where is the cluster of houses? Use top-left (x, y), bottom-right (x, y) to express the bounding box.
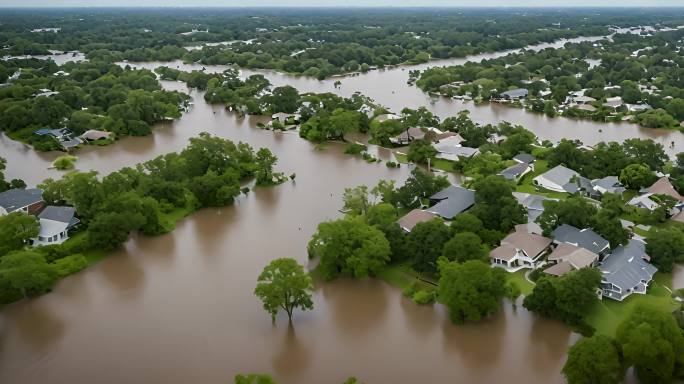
top-left (394, 161), bottom-right (684, 302)
top-left (34, 128), bottom-right (113, 150)
top-left (0, 188), bottom-right (79, 246)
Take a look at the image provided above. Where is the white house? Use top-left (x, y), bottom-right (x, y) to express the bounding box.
top-left (533, 165), bottom-right (588, 193)
top-left (32, 206), bottom-right (80, 246)
top-left (490, 231), bottom-right (552, 272)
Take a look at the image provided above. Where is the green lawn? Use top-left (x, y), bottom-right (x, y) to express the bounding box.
top-left (506, 269), bottom-right (535, 296)
top-left (585, 272), bottom-right (680, 336)
top-left (376, 264), bottom-right (437, 291)
top-left (515, 159), bottom-right (571, 199)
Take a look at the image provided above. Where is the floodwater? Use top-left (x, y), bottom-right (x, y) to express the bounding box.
top-left (0, 34), bottom-right (682, 384)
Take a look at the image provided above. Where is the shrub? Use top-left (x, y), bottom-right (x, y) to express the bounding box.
top-left (412, 288), bottom-right (437, 305)
top-left (344, 143), bottom-right (367, 155)
top-left (53, 155), bottom-right (78, 170)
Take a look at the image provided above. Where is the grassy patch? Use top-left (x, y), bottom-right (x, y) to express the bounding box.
top-left (431, 158), bottom-right (456, 172)
top-left (585, 272), bottom-right (679, 336)
top-left (505, 270), bottom-right (535, 296)
top-left (376, 264), bottom-right (436, 291)
top-left (394, 151), bottom-right (408, 163)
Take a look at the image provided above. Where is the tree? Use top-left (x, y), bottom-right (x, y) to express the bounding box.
top-left (591, 209), bottom-right (629, 248)
top-left (504, 281), bottom-right (521, 306)
top-left (470, 175), bottom-right (526, 232)
top-left (342, 185), bottom-right (370, 215)
top-left (438, 259), bottom-right (506, 324)
top-left (442, 232), bottom-right (488, 263)
top-left (87, 212), bottom-right (143, 251)
top-left (645, 229), bottom-right (684, 273)
top-left (616, 304), bottom-right (684, 383)
top-left (255, 148), bottom-right (278, 185)
top-left (308, 216), bottom-right (390, 280)
top-left (622, 139), bottom-right (667, 171)
top-left (254, 258), bottom-right (314, 324)
top-left (562, 335), bottom-right (625, 384)
top-left (406, 139), bottom-right (436, 164)
top-left (0, 250), bottom-right (56, 298)
top-left (619, 163), bottom-right (656, 190)
top-left (0, 212), bottom-right (39, 255)
top-left (395, 168), bottom-right (449, 209)
top-left (537, 197), bottom-right (597, 236)
top-left (234, 373), bottom-right (276, 384)
top-left (404, 218), bottom-right (453, 273)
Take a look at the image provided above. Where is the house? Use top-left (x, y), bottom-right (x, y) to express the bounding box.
top-left (572, 95), bottom-right (596, 104)
top-left (627, 193), bottom-right (660, 211)
top-left (533, 165), bottom-right (589, 193)
top-left (434, 146), bottom-right (480, 162)
top-left (500, 88), bottom-right (529, 100)
top-left (603, 96), bottom-right (624, 110)
top-left (645, 177), bottom-right (684, 203)
top-left (500, 162), bottom-right (533, 182)
top-left (576, 104), bottom-right (597, 112)
top-left (435, 133), bottom-right (465, 146)
top-left (375, 113), bottom-right (401, 123)
top-left (512, 192), bottom-right (555, 223)
top-left (0, 188), bottom-right (44, 216)
top-left (513, 153), bottom-right (535, 164)
top-left (396, 209), bottom-right (437, 232)
top-left (551, 224), bottom-right (611, 257)
top-left (80, 130), bottom-right (113, 141)
top-left (390, 127), bottom-right (428, 145)
top-left (600, 240), bottom-right (657, 301)
top-left (35, 128), bottom-right (70, 141)
top-left (590, 176), bottom-right (625, 197)
top-left (271, 112), bottom-right (300, 123)
top-left (626, 103), bottom-right (652, 113)
top-left (515, 222), bottom-right (543, 235)
top-left (490, 231), bottom-right (552, 271)
top-left (32, 206), bottom-right (80, 246)
top-left (543, 243), bottom-right (599, 276)
top-left (426, 185), bottom-right (475, 220)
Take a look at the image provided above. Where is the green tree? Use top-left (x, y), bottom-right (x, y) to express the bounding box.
top-left (470, 175), bottom-right (526, 232)
top-left (0, 212), bottom-right (39, 255)
top-left (616, 304), bottom-right (684, 383)
top-left (308, 216), bottom-right (390, 280)
top-left (537, 197), bottom-right (597, 236)
top-left (234, 373), bottom-right (276, 384)
top-left (406, 139), bottom-right (436, 164)
top-left (254, 258), bottom-right (314, 324)
top-left (438, 259), bottom-right (506, 324)
top-left (645, 229), bottom-right (684, 273)
top-left (342, 185), bottom-right (370, 215)
top-left (405, 218), bottom-right (452, 273)
top-left (504, 281), bottom-right (521, 305)
top-left (619, 163), bottom-right (656, 190)
top-left (562, 335), bottom-right (625, 384)
top-left (442, 232), bottom-right (488, 263)
top-left (0, 250), bottom-right (56, 298)
top-left (255, 148), bottom-right (278, 185)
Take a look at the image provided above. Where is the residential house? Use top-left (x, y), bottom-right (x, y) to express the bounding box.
top-left (600, 240), bottom-right (657, 301)
top-left (434, 133), bottom-right (465, 146)
top-left (434, 146), bottom-right (480, 162)
top-left (590, 176), bottom-right (625, 197)
top-left (543, 243), bottom-right (599, 276)
top-left (396, 209), bottom-right (437, 233)
top-left (645, 177), bottom-right (684, 204)
top-left (512, 192), bottom-right (555, 223)
top-left (490, 231), bottom-right (552, 271)
top-left (628, 177), bottom-right (684, 213)
top-left (551, 224), bottom-right (611, 257)
top-left (603, 96), bottom-right (624, 110)
top-left (0, 188), bottom-right (44, 216)
top-left (426, 185), bottom-right (475, 220)
top-left (627, 193), bottom-right (661, 211)
top-left (374, 113), bottom-right (401, 123)
top-left (271, 112), bottom-right (300, 124)
top-left (35, 128), bottom-right (82, 150)
top-left (572, 95), bottom-right (596, 105)
top-left (533, 165), bottom-right (590, 193)
top-left (513, 153), bottom-right (535, 165)
top-left (500, 88), bottom-right (529, 100)
top-left (500, 162), bottom-right (533, 182)
top-left (80, 130), bottom-right (113, 141)
top-left (390, 127), bottom-right (431, 145)
top-left (32, 206), bottom-right (80, 246)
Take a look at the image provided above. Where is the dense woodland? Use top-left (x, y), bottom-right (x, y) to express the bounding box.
top-left (418, 28), bottom-right (684, 129)
top-left (2, 9), bottom-right (684, 79)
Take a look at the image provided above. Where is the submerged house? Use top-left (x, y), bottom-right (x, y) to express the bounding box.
top-left (490, 230), bottom-right (552, 271)
top-left (425, 185), bottom-right (475, 220)
top-left (32, 206), bottom-right (80, 246)
top-left (500, 88), bottom-right (529, 100)
top-left (600, 240), bottom-right (657, 301)
top-left (0, 188), bottom-right (44, 216)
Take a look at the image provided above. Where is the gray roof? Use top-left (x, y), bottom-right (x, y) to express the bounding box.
top-left (552, 224), bottom-right (610, 254)
top-left (600, 240), bottom-right (657, 292)
top-left (39, 206), bottom-right (79, 227)
top-left (513, 153), bottom-right (535, 164)
top-left (0, 188), bottom-right (43, 213)
top-left (512, 192), bottom-right (554, 222)
top-left (591, 176), bottom-right (625, 195)
top-left (426, 185), bottom-right (475, 219)
top-left (538, 165), bottom-right (580, 191)
top-left (500, 162), bottom-right (530, 180)
top-left (501, 88), bottom-right (529, 99)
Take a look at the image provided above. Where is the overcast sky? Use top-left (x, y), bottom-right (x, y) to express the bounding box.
top-left (1, 0), bottom-right (682, 7)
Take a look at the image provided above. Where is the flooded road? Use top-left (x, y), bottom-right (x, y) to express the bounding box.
top-left (0, 34), bottom-right (681, 384)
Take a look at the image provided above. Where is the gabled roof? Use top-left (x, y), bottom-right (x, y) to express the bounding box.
top-left (500, 231), bottom-right (552, 258)
top-left (435, 145), bottom-right (479, 158)
top-left (500, 162), bottom-right (531, 181)
top-left (627, 193), bottom-right (660, 210)
top-left (501, 88), bottom-right (528, 98)
top-left (396, 209), bottom-right (436, 232)
top-left (39, 206), bottom-right (78, 227)
top-left (552, 224), bottom-right (610, 254)
top-left (536, 165), bottom-right (582, 192)
top-left (647, 177), bottom-right (684, 202)
top-left (544, 260), bottom-right (574, 276)
top-left (435, 132), bottom-right (464, 143)
top-left (600, 240), bottom-right (657, 291)
top-left (513, 153), bottom-right (535, 164)
top-left (426, 185), bottom-right (475, 219)
top-left (80, 130), bottom-right (112, 140)
top-left (591, 176), bottom-right (625, 195)
top-left (547, 243), bottom-right (598, 269)
top-left (0, 188), bottom-right (43, 213)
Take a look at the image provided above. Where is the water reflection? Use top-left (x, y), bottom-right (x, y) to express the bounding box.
top-left (271, 324), bottom-right (313, 377)
top-left (321, 279), bottom-right (389, 337)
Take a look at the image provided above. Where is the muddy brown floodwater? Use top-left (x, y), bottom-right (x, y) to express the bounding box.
top-left (0, 35), bottom-right (682, 384)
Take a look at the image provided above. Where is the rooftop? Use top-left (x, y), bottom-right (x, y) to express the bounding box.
top-left (600, 240), bottom-right (657, 291)
top-left (426, 185), bottom-right (475, 220)
top-left (396, 209), bottom-right (437, 232)
top-left (552, 224), bottom-right (610, 254)
top-left (0, 188), bottom-right (43, 213)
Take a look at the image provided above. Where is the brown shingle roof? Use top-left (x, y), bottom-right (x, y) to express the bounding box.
top-left (500, 231), bottom-right (552, 259)
top-left (490, 243), bottom-right (518, 262)
top-left (648, 177), bottom-right (684, 202)
top-left (396, 209), bottom-right (437, 232)
top-left (547, 243), bottom-right (598, 270)
top-left (544, 261), bottom-right (574, 276)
